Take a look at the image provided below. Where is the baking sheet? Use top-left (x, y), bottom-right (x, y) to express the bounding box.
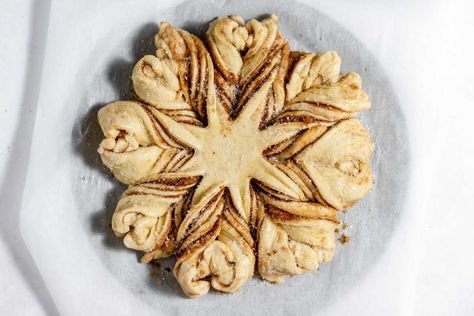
top-left (20, 0), bottom-right (411, 314)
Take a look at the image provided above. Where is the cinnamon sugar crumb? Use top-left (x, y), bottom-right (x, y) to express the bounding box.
top-left (150, 261), bottom-right (161, 269)
top-left (339, 234), bottom-right (351, 245)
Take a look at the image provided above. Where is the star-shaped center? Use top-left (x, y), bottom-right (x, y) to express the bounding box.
top-left (152, 79), bottom-right (303, 220)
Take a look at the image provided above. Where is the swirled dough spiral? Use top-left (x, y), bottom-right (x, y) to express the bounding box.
top-left (257, 191), bottom-right (339, 283)
top-left (112, 176), bottom-right (199, 260)
top-left (277, 51), bottom-right (370, 123)
top-left (295, 119), bottom-right (374, 210)
top-left (97, 101), bottom-right (193, 184)
top-left (175, 229), bottom-right (255, 298)
top-left (173, 187), bottom-right (256, 298)
top-left (207, 14), bottom-right (289, 123)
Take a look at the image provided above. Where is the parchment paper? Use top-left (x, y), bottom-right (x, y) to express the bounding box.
top-left (20, 0), bottom-right (411, 315)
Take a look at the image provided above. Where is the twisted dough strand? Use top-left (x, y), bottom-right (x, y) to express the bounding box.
top-left (207, 15), bottom-right (289, 123)
top-left (98, 101), bottom-right (194, 184)
top-left (174, 186), bottom-right (257, 298)
top-left (112, 175), bottom-right (199, 260)
top-left (276, 51), bottom-right (370, 123)
top-left (132, 22), bottom-right (213, 125)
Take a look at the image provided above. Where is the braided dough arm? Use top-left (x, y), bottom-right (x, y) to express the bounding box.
top-left (97, 101), bottom-right (196, 184)
top-left (174, 186), bottom-right (257, 298)
top-left (207, 14), bottom-right (289, 123)
top-left (132, 22), bottom-right (215, 125)
top-left (111, 175), bottom-right (200, 261)
top-left (276, 51), bottom-right (370, 124)
top-left (257, 190), bottom-right (339, 283)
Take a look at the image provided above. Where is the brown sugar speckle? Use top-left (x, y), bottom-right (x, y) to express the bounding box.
top-left (339, 234), bottom-right (351, 245)
top-left (150, 272), bottom-right (158, 278)
top-left (151, 261), bottom-right (161, 269)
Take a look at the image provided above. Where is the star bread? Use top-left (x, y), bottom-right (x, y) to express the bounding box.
top-left (97, 14), bottom-right (374, 298)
